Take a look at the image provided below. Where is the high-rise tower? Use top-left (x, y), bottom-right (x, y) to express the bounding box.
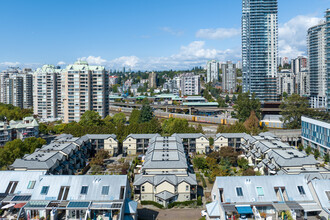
top-left (242, 0), bottom-right (278, 102)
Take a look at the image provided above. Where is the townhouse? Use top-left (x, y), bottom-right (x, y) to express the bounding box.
top-left (214, 132), bottom-right (330, 175)
top-left (123, 133), bottom-right (160, 155)
top-left (10, 134), bottom-right (118, 174)
top-left (171, 133), bottom-right (209, 154)
top-left (0, 171), bottom-right (136, 220)
top-left (0, 116), bottom-right (39, 147)
top-left (133, 136), bottom-right (197, 207)
top-left (206, 175), bottom-right (327, 220)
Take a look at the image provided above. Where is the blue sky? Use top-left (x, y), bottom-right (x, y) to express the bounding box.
top-left (0, 0), bottom-right (329, 70)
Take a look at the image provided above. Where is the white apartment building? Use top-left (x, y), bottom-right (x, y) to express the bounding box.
top-left (180, 73), bottom-right (200, 96)
top-left (307, 22), bottom-right (327, 108)
top-left (62, 61), bottom-right (109, 123)
top-left (221, 61), bottom-right (237, 93)
top-left (206, 60), bottom-right (219, 83)
top-left (33, 65), bottom-right (62, 119)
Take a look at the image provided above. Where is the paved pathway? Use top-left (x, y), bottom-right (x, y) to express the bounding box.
top-left (138, 207), bottom-right (203, 220)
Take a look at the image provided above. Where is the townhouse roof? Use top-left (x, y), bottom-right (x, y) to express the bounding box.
top-left (133, 173), bottom-right (197, 186)
top-left (214, 175), bottom-right (315, 204)
top-left (267, 149), bottom-right (318, 167)
top-left (311, 179), bottom-right (330, 212)
top-left (124, 133), bottom-right (160, 141)
top-left (30, 175), bottom-right (128, 201)
top-left (171, 133), bottom-right (208, 139)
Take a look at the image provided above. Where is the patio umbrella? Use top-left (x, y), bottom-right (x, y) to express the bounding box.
top-left (1, 203), bottom-right (15, 209)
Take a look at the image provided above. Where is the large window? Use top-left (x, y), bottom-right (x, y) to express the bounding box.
top-left (27, 181), bottom-right (36, 189)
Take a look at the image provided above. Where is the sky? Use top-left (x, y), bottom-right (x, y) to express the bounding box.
top-left (0, 0), bottom-right (329, 71)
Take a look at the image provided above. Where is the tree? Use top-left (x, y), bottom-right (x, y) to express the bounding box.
top-left (280, 94), bottom-right (309, 129)
top-left (112, 113), bottom-right (126, 125)
top-left (209, 137), bottom-right (214, 146)
top-left (217, 97), bottom-right (227, 107)
top-left (219, 147), bottom-right (240, 166)
top-left (324, 154), bottom-right (330, 163)
top-left (243, 111), bottom-right (260, 135)
top-left (305, 146), bottom-right (312, 155)
top-left (234, 92), bottom-right (261, 122)
top-left (79, 111), bottom-right (104, 127)
top-left (193, 157), bottom-right (208, 170)
top-left (129, 109), bottom-right (141, 124)
top-left (313, 149), bottom-right (320, 160)
top-left (237, 158), bottom-right (249, 170)
top-left (232, 95), bottom-right (237, 103)
top-left (242, 167), bottom-right (256, 176)
top-left (282, 92), bottom-right (288, 99)
top-left (139, 100), bottom-right (154, 123)
top-left (217, 122), bottom-right (248, 133)
top-left (225, 95), bottom-right (230, 103)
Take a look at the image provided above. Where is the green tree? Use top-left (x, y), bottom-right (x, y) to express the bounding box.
top-left (139, 100), bottom-right (154, 123)
top-left (305, 146), bottom-right (312, 155)
top-left (313, 149), bottom-right (320, 160)
top-left (193, 157), bottom-right (208, 170)
top-left (237, 158), bottom-right (249, 170)
top-left (112, 113), bottom-right (126, 125)
top-left (217, 97), bottom-right (227, 107)
top-left (129, 109), bottom-right (141, 124)
top-left (232, 95), bottom-right (237, 103)
top-left (217, 122), bottom-right (248, 133)
top-left (209, 137), bottom-right (214, 146)
top-left (79, 111), bottom-right (104, 127)
top-left (234, 92), bottom-right (261, 122)
top-left (324, 153), bottom-right (330, 163)
top-left (280, 94), bottom-right (309, 129)
top-left (225, 95), bottom-right (230, 103)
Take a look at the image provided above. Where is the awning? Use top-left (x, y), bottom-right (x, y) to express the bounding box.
top-left (236, 206), bottom-right (253, 214)
top-left (273, 203), bottom-right (290, 211)
top-left (14, 203), bottom-right (26, 209)
top-left (299, 203), bottom-right (322, 212)
top-left (1, 203), bottom-right (15, 209)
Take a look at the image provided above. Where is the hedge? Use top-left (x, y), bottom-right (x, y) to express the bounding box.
top-left (141, 200), bottom-right (164, 209)
top-left (168, 200), bottom-right (196, 209)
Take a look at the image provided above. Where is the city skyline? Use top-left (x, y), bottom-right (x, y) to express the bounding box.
top-left (0, 0), bottom-right (329, 71)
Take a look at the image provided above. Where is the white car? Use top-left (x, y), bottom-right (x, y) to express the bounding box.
top-left (201, 210), bottom-right (207, 217)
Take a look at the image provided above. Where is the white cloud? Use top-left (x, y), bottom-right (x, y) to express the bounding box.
top-left (79, 56), bottom-right (107, 65)
top-left (160, 27), bottom-right (184, 36)
top-left (57, 61), bottom-right (66, 65)
top-left (279, 15), bottom-right (324, 58)
top-left (110, 56), bottom-right (140, 68)
top-left (196, 28), bottom-right (240, 40)
top-left (0, 61), bottom-right (20, 66)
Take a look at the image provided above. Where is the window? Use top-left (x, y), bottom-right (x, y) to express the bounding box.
top-left (102, 186), bottom-right (110, 195)
top-left (256, 187), bottom-right (264, 196)
top-left (297, 186), bottom-right (305, 195)
top-left (186, 185), bottom-right (189, 191)
top-left (141, 186), bottom-right (145, 192)
top-left (80, 186), bottom-right (88, 195)
top-left (6, 181), bottom-right (18, 194)
top-left (41, 186), bottom-right (50, 195)
top-left (27, 181), bottom-right (36, 189)
top-left (236, 187), bottom-right (243, 196)
top-left (57, 186), bottom-right (70, 200)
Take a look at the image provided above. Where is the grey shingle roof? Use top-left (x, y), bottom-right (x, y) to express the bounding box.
top-left (156, 191), bottom-right (175, 200)
top-left (171, 133), bottom-right (207, 139)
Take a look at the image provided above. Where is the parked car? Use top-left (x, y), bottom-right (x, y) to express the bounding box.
top-left (201, 210), bottom-right (207, 217)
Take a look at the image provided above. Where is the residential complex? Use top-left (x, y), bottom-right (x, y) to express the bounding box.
top-left (291, 56), bottom-right (307, 74)
top-left (242, 0), bottom-right (279, 102)
top-left (214, 132), bottom-right (329, 175)
top-left (0, 171), bottom-right (136, 220)
top-left (278, 70), bottom-right (295, 95)
top-left (10, 134), bottom-right (118, 174)
top-left (0, 67), bottom-right (33, 109)
top-left (33, 65), bottom-right (62, 119)
top-left (206, 175), bottom-right (329, 220)
top-left (301, 116), bottom-right (330, 156)
top-left (133, 136), bottom-right (197, 207)
top-left (307, 21), bottom-right (327, 108)
top-left (172, 133), bottom-right (209, 154)
top-left (0, 116), bottom-right (39, 147)
top-left (62, 61), bottom-right (109, 123)
top-left (221, 61), bottom-right (236, 93)
top-left (206, 60), bottom-right (219, 83)
top-left (123, 133), bottom-right (161, 155)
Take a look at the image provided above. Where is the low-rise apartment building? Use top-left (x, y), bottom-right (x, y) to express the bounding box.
top-left (171, 133), bottom-right (209, 154)
top-left (0, 171), bottom-right (136, 220)
top-left (123, 134), bottom-right (160, 155)
top-left (206, 175), bottom-right (327, 220)
top-left (301, 116), bottom-right (330, 156)
top-left (0, 116), bottom-right (39, 146)
top-left (133, 136), bottom-right (197, 207)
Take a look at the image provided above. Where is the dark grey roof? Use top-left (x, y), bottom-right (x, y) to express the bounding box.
top-left (171, 133), bottom-right (207, 139)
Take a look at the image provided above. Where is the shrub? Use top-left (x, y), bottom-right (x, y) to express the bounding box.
top-left (167, 200), bottom-right (196, 209)
top-left (197, 196), bottom-right (202, 206)
top-left (141, 200), bottom-right (164, 209)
